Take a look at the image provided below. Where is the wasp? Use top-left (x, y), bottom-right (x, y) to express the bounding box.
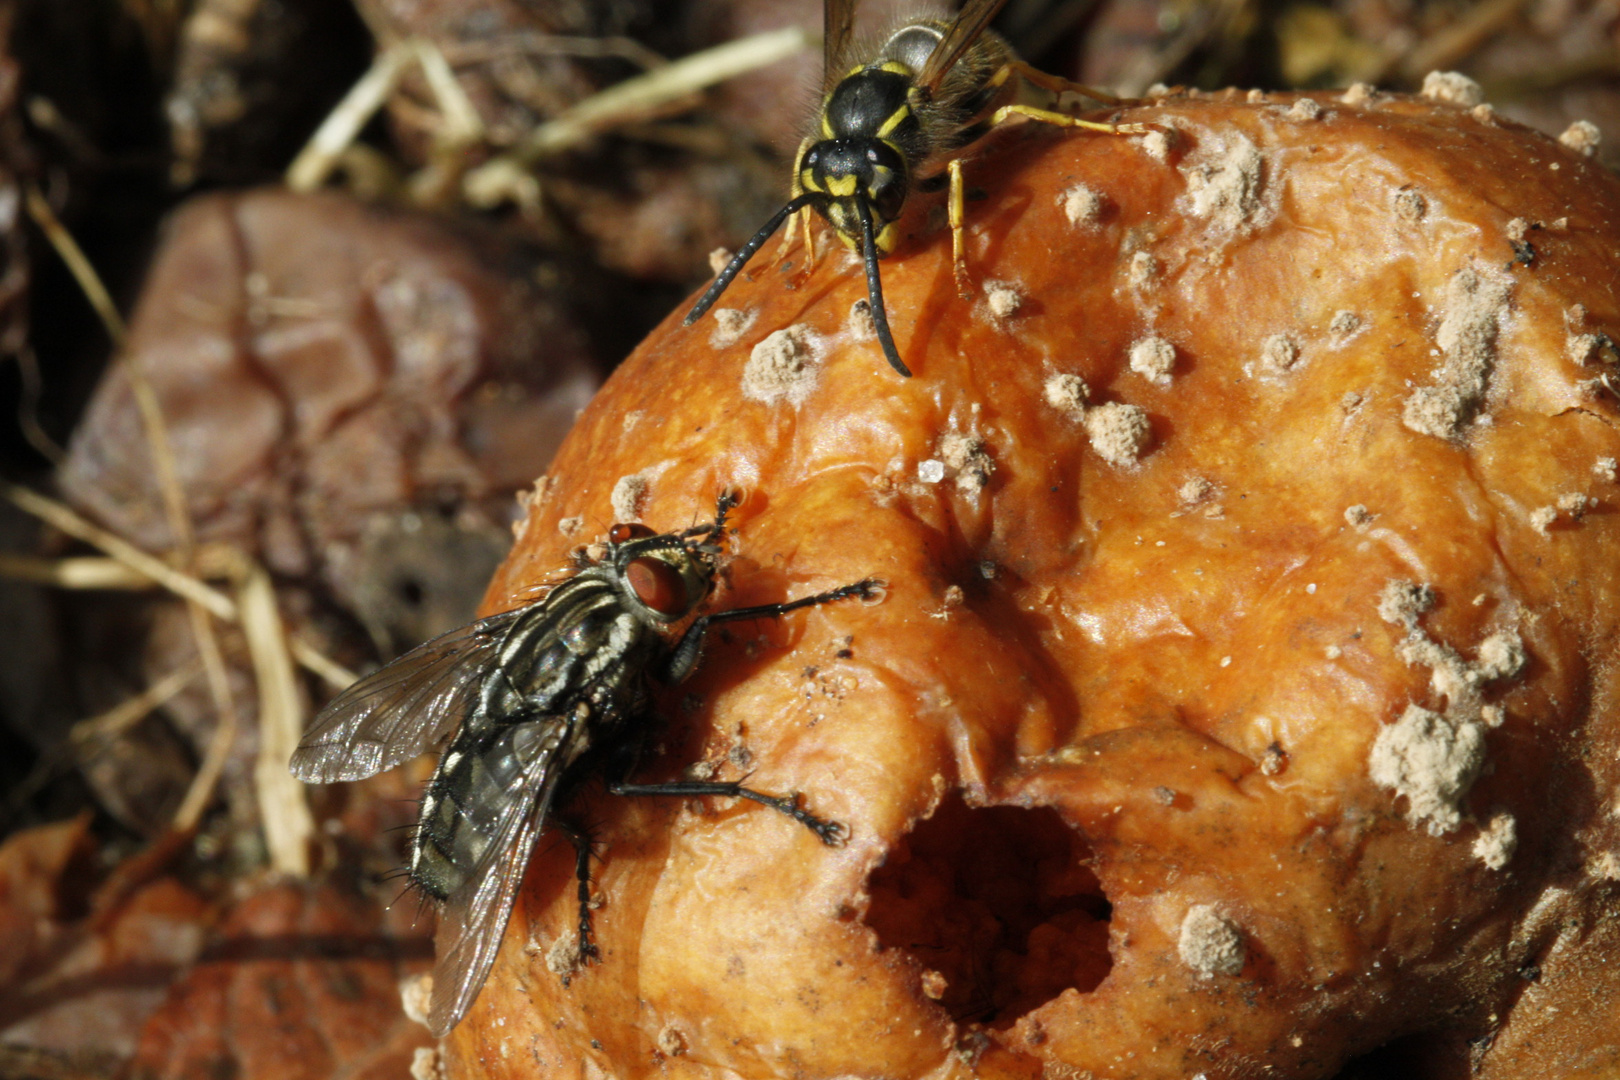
top-left (290, 492), bottom-right (879, 1036)
top-left (684, 0), bottom-right (1144, 378)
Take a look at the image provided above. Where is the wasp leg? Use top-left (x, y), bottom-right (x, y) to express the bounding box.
top-left (772, 138), bottom-right (822, 289)
top-left (947, 80), bottom-right (1146, 297)
top-left (798, 206), bottom-right (818, 275)
top-left (948, 158), bottom-right (972, 298)
top-left (990, 102), bottom-right (1153, 137)
top-left (1005, 59), bottom-right (1130, 107)
top-left (607, 778), bottom-right (850, 846)
top-left (768, 215), bottom-right (799, 263)
top-left (769, 206), bottom-right (820, 290)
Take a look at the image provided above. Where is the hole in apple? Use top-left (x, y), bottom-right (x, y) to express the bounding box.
top-left (863, 791), bottom-right (1111, 1027)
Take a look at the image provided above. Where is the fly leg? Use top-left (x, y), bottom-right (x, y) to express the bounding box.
top-left (662, 577), bottom-right (882, 684)
top-left (552, 819), bottom-right (601, 965)
top-left (630, 576), bottom-right (881, 844)
top-left (607, 777), bottom-right (849, 846)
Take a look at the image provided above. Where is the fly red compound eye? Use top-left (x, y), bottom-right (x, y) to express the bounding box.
top-left (609, 523), bottom-right (656, 544)
top-left (626, 556), bottom-right (688, 616)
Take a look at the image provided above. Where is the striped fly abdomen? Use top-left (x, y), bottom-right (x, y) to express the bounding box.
top-left (413, 714), bottom-right (585, 900)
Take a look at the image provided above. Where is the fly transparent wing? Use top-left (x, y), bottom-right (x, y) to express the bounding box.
top-left (290, 607), bottom-right (528, 783)
top-left (425, 715), bottom-right (577, 1036)
top-left (916, 0), bottom-right (1009, 94)
top-left (823, 0), bottom-right (856, 89)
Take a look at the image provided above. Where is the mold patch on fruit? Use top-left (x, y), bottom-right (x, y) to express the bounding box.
top-left (1178, 904), bottom-right (1246, 977)
top-left (742, 324), bottom-right (821, 406)
top-left (1402, 266), bottom-right (1513, 439)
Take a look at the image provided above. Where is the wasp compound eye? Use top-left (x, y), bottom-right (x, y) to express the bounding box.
top-left (627, 556), bottom-right (690, 616)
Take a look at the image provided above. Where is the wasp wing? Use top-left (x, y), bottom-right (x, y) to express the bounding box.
top-left (290, 606), bottom-right (529, 783)
top-left (916, 0), bottom-right (1010, 95)
top-left (822, 0), bottom-right (856, 90)
top-left (425, 713), bottom-right (579, 1037)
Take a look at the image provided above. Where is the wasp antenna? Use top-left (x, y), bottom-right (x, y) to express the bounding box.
top-left (854, 196), bottom-right (913, 378)
top-left (685, 192), bottom-right (820, 326)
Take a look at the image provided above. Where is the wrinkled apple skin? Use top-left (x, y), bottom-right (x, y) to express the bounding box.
top-left (449, 92), bottom-right (1620, 1080)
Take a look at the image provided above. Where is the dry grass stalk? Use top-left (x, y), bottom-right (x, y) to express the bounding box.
top-left (463, 26), bottom-right (811, 206)
top-left (240, 565), bottom-right (315, 875)
top-left (70, 662), bottom-right (203, 749)
top-left (286, 36), bottom-right (416, 192)
top-left (2, 482), bottom-right (235, 619)
top-left (2, 484), bottom-right (355, 686)
top-left (0, 552), bottom-right (155, 589)
top-left (25, 183), bottom-right (252, 840)
top-left (24, 184), bottom-right (128, 347)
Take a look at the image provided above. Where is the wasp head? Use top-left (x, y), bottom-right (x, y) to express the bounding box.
top-left (801, 137), bottom-right (909, 256)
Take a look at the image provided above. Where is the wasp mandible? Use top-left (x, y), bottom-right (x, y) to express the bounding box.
top-left (685, 0), bottom-right (1146, 377)
top-left (291, 492), bottom-right (879, 1035)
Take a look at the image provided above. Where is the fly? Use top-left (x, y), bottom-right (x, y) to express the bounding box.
top-left (290, 491), bottom-right (880, 1036)
top-left (684, 0), bottom-right (1147, 377)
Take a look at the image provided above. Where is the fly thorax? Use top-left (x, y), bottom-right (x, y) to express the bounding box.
top-left (561, 610), bottom-right (608, 655)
